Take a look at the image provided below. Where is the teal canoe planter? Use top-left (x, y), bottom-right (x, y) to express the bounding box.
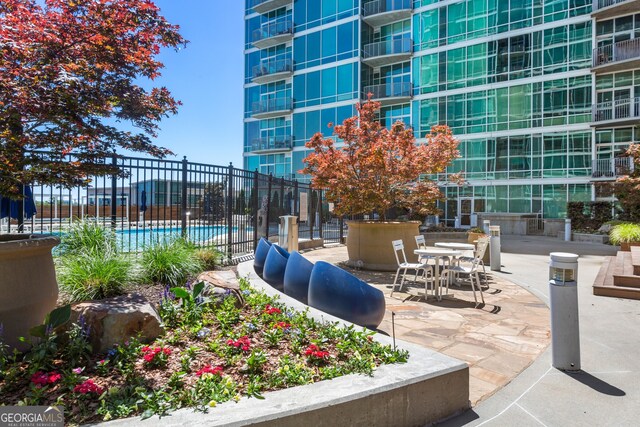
top-left (283, 251), bottom-right (314, 304)
top-left (253, 238), bottom-right (272, 276)
top-left (262, 244), bottom-right (290, 291)
top-left (308, 261), bottom-right (386, 330)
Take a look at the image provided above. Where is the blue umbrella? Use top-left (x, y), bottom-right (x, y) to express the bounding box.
top-left (0, 185), bottom-right (37, 220)
top-left (140, 190), bottom-right (147, 212)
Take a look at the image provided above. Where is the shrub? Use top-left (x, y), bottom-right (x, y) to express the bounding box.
top-left (140, 236), bottom-right (203, 286)
top-left (58, 249), bottom-right (135, 302)
top-left (59, 220), bottom-right (117, 255)
top-left (609, 223), bottom-right (640, 245)
top-left (194, 248), bottom-right (224, 271)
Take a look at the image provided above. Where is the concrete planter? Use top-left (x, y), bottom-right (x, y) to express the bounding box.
top-left (346, 221), bottom-right (420, 271)
top-left (0, 234), bottom-right (60, 349)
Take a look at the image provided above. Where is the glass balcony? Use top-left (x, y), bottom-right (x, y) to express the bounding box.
top-left (250, 0), bottom-right (292, 15)
top-left (592, 38), bottom-right (640, 72)
top-left (251, 136), bottom-right (293, 153)
top-left (362, 0), bottom-right (412, 27)
top-left (592, 97), bottom-right (640, 126)
top-left (592, 0), bottom-right (640, 19)
top-left (362, 82), bottom-right (412, 105)
top-left (251, 97), bottom-right (293, 119)
top-left (252, 58), bottom-right (293, 84)
top-left (362, 38), bottom-right (412, 68)
top-left (251, 18), bottom-right (293, 49)
top-left (591, 157), bottom-right (635, 179)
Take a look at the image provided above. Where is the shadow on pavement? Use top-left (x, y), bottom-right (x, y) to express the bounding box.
top-left (436, 407), bottom-right (480, 426)
top-left (563, 370), bottom-right (626, 396)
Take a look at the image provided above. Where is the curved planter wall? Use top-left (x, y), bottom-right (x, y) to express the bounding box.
top-left (346, 221), bottom-right (420, 271)
top-left (308, 261), bottom-right (385, 330)
top-left (253, 237), bottom-right (272, 276)
top-left (0, 234), bottom-right (60, 350)
top-left (283, 251), bottom-right (314, 305)
top-left (262, 244), bottom-right (290, 291)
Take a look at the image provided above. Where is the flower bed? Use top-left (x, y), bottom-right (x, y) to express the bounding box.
top-left (0, 279), bottom-right (408, 424)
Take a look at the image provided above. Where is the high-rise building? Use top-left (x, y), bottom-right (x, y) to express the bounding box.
top-left (244, 1), bottom-right (639, 226)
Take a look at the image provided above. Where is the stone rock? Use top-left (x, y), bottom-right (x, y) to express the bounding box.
top-left (196, 270), bottom-right (244, 308)
top-left (70, 293), bottom-right (163, 354)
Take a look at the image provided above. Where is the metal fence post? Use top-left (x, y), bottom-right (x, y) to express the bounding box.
top-left (181, 156), bottom-right (188, 237)
top-left (17, 182), bottom-right (24, 233)
top-left (110, 154), bottom-right (118, 229)
top-left (253, 170), bottom-right (259, 250)
top-left (227, 163), bottom-right (234, 263)
top-left (293, 180), bottom-right (299, 216)
top-left (280, 177), bottom-right (285, 216)
top-left (339, 216), bottom-right (345, 243)
top-left (318, 189), bottom-right (323, 239)
top-left (266, 174), bottom-right (273, 238)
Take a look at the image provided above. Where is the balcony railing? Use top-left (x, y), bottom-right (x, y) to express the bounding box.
top-left (250, 0), bottom-right (292, 15)
top-left (591, 157), bottom-right (635, 178)
top-left (362, 82), bottom-right (412, 102)
top-left (593, 38), bottom-right (640, 68)
top-left (251, 97), bottom-right (293, 119)
top-left (362, 0), bottom-right (412, 27)
top-left (592, 97), bottom-right (640, 124)
top-left (251, 136), bottom-right (293, 153)
top-left (362, 38), bottom-right (412, 67)
top-left (251, 18), bottom-right (293, 49)
top-left (252, 57), bottom-right (293, 83)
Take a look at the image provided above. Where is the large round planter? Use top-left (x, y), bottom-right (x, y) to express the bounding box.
top-left (253, 237), bottom-right (272, 276)
top-left (262, 244), bottom-right (290, 291)
top-left (308, 261), bottom-right (385, 330)
top-left (0, 234), bottom-right (60, 350)
top-left (283, 251), bottom-right (314, 304)
top-left (346, 221), bottom-right (420, 271)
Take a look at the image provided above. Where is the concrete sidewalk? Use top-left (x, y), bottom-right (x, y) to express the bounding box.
top-left (440, 235), bottom-right (638, 427)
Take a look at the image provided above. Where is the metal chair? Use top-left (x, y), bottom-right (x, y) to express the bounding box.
top-left (446, 238), bottom-right (489, 308)
top-left (391, 239), bottom-right (433, 297)
top-left (458, 236), bottom-right (490, 286)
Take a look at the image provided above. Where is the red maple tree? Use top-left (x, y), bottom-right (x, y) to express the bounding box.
top-left (300, 98), bottom-right (460, 220)
top-left (0, 0), bottom-right (187, 196)
top-left (614, 144), bottom-right (640, 222)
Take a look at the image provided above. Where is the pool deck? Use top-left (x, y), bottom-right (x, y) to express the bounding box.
top-left (303, 235), bottom-right (640, 426)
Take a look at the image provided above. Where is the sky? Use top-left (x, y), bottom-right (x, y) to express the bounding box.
top-left (148, 1), bottom-right (245, 168)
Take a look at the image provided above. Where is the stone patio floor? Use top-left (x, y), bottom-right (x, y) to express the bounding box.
top-left (301, 245), bottom-right (551, 406)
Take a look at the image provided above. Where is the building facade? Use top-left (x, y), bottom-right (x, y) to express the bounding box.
top-left (243, 0), bottom-right (639, 225)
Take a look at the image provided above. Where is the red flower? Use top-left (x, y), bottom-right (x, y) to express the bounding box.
top-left (273, 322), bottom-right (291, 329)
top-left (304, 344), bottom-right (330, 360)
top-left (263, 304), bottom-right (281, 315)
top-left (226, 336), bottom-right (251, 352)
top-left (30, 371), bottom-right (61, 387)
top-left (140, 346), bottom-right (171, 367)
top-left (196, 365), bottom-right (223, 377)
top-left (73, 379), bottom-right (104, 395)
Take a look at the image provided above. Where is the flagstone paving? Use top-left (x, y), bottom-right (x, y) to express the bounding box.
top-left (301, 245), bottom-right (550, 406)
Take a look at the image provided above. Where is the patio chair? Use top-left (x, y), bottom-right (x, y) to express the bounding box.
top-left (391, 239), bottom-right (433, 297)
top-left (458, 236), bottom-right (490, 286)
top-left (446, 241), bottom-right (488, 308)
top-left (415, 234), bottom-right (450, 269)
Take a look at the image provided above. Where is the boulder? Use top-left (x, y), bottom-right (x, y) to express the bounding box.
top-left (196, 270), bottom-right (244, 308)
top-left (71, 293), bottom-right (163, 354)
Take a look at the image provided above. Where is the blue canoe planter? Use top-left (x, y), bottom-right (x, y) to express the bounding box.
top-left (253, 238), bottom-right (272, 276)
top-left (262, 244), bottom-right (290, 291)
top-left (283, 251), bottom-right (314, 305)
top-left (308, 261), bottom-right (386, 330)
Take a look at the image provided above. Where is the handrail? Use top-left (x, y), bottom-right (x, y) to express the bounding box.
top-left (593, 38), bottom-right (640, 67)
top-left (362, 0), bottom-right (412, 17)
top-left (362, 82), bottom-right (412, 99)
top-left (252, 57), bottom-right (293, 79)
top-left (251, 17), bottom-right (293, 44)
top-left (592, 97), bottom-right (640, 122)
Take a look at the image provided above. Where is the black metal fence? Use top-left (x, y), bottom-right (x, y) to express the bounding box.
top-left (2, 154), bottom-right (347, 263)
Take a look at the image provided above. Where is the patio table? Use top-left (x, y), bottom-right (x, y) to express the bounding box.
top-left (434, 242), bottom-right (475, 251)
top-left (414, 248), bottom-right (461, 301)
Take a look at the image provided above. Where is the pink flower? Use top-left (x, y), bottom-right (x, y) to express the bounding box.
top-left (30, 371), bottom-right (61, 387)
top-left (73, 379), bottom-right (104, 395)
top-left (72, 367), bottom-right (84, 375)
top-left (226, 336), bottom-right (251, 352)
top-left (196, 365), bottom-right (223, 377)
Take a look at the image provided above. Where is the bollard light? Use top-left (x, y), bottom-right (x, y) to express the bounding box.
top-left (549, 252), bottom-right (580, 371)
